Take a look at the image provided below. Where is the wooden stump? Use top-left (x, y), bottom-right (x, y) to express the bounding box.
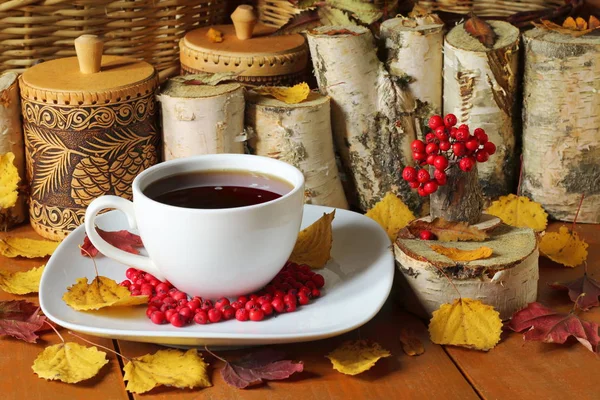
top-left (522, 29), bottom-right (600, 223)
top-left (245, 91), bottom-right (348, 209)
top-left (443, 21), bottom-right (520, 202)
top-left (430, 163), bottom-right (483, 224)
top-left (394, 223), bottom-right (539, 320)
top-left (380, 14), bottom-right (444, 138)
top-left (157, 80), bottom-right (245, 161)
top-left (307, 26), bottom-right (422, 213)
top-left (0, 72), bottom-right (26, 230)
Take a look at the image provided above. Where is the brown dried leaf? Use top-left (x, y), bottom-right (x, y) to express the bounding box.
top-left (407, 218), bottom-right (488, 242)
top-left (532, 18), bottom-right (599, 37)
top-left (590, 16), bottom-right (600, 30)
top-left (464, 15), bottom-right (497, 49)
top-left (399, 329), bottom-right (425, 356)
top-left (575, 17), bottom-right (587, 30)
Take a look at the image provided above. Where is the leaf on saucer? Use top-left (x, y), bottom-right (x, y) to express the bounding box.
top-left (326, 340), bottom-right (391, 375)
top-left (289, 210), bottom-right (335, 268)
top-left (123, 349), bottom-right (211, 394)
top-left (220, 348), bottom-right (304, 389)
top-left (33, 342), bottom-right (108, 383)
top-left (0, 237), bottom-right (60, 258)
top-left (0, 152), bottom-right (20, 209)
top-left (253, 82), bottom-right (310, 104)
top-left (407, 218), bottom-right (488, 242)
top-left (539, 226), bottom-right (588, 267)
top-left (399, 328), bottom-right (425, 356)
top-left (429, 244), bottom-right (493, 262)
top-left (81, 228), bottom-right (143, 257)
top-left (429, 298), bottom-right (502, 351)
top-left (62, 276), bottom-right (148, 311)
top-left (0, 265), bottom-right (45, 294)
top-left (484, 194), bottom-right (548, 232)
top-left (0, 300), bottom-right (46, 343)
top-left (365, 192), bottom-right (415, 242)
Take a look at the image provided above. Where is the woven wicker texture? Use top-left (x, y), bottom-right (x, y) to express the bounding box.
top-left (0, 0), bottom-right (227, 81)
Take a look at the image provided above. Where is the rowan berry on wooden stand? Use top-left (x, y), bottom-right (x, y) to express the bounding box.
top-left (402, 113), bottom-right (496, 225)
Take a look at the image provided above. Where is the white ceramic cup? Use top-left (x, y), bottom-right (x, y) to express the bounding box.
top-left (84, 154), bottom-right (305, 298)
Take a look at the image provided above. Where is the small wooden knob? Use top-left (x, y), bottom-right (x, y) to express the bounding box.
top-left (74, 35), bottom-right (104, 74)
top-left (231, 5), bottom-right (257, 40)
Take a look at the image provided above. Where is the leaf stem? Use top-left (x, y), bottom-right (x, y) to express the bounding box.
top-left (203, 345), bottom-right (227, 363)
top-left (572, 293), bottom-right (586, 313)
top-left (571, 193), bottom-right (585, 232)
top-left (517, 154), bottom-right (523, 196)
top-left (79, 245), bottom-right (99, 277)
top-left (43, 320), bottom-right (65, 343)
top-left (430, 263), bottom-right (461, 299)
top-left (68, 331), bottom-right (131, 361)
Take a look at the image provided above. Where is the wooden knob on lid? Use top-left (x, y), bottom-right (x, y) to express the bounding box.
top-left (231, 5), bottom-right (257, 40)
top-left (74, 35), bottom-right (104, 74)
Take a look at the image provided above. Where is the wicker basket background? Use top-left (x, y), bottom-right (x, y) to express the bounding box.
top-left (0, 0), bottom-right (227, 81)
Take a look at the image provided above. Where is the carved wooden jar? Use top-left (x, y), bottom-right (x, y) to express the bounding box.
top-left (19, 35), bottom-right (160, 240)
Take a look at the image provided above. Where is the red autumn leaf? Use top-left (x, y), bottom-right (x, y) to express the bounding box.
top-left (220, 348), bottom-right (304, 389)
top-left (549, 272), bottom-right (600, 311)
top-left (0, 300), bottom-right (46, 343)
top-left (81, 228), bottom-right (143, 257)
top-left (507, 302), bottom-right (600, 353)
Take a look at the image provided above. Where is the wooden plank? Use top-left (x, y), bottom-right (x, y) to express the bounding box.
top-left (0, 224), bottom-right (128, 400)
top-left (445, 222), bottom-right (600, 400)
top-left (119, 302), bottom-right (478, 400)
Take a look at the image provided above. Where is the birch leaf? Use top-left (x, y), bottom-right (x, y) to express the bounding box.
top-left (62, 276), bottom-right (148, 311)
top-left (406, 218), bottom-right (488, 242)
top-left (429, 244), bottom-right (493, 262)
top-left (32, 342), bottom-right (108, 383)
top-left (484, 194), bottom-right (548, 232)
top-left (123, 349), bottom-right (211, 394)
top-left (326, 340), bottom-right (391, 375)
top-left (539, 226), bottom-right (588, 268)
top-left (464, 15), bottom-right (497, 48)
top-left (0, 152), bottom-right (19, 209)
top-left (429, 298), bottom-right (502, 351)
top-left (366, 192), bottom-right (415, 242)
top-left (289, 210), bottom-right (335, 268)
top-left (253, 82), bottom-right (310, 104)
top-left (0, 237), bottom-right (60, 258)
top-left (0, 265), bottom-right (45, 294)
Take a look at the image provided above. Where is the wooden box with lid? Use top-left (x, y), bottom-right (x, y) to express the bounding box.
top-left (19, 35), bottom-right (160, 241)
top-left (179, 6), bottom-right (308, 86)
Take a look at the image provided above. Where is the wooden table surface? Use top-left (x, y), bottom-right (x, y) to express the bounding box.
top-left (1, 222), bottom-right (598, 400)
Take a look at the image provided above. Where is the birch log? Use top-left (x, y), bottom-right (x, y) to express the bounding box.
top-left (522, 29), bottom-right (600, 223)
top-left (395, 224), bottom-right (539, 320)
top-left (307, 26), bottom-right (421, 213)
top-left (444, 21), bottom-right (520, 202)
top-left (158, 80), bottom-right (245, 161)
top-left (0, 72), bottom-right (26, 230)
top-left (246, 91), bottom-right (348, 209)
top-left (380, 14), bottom-right (444, 138)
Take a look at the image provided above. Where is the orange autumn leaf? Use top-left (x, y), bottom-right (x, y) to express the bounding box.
top-left (206, 28), bottom-right (224, 43)
top-left (563, 16), bottom-right (578, 29)
top-left (406, 218), bottom-right (488, 242)
top-left (464, 15), bottom-right (497, 48)
top-left (533, 16), bottom-right (600, 37)
top-left (429, 244), bottom-right (493, 262)
top-left (399, 329), bottom-right (425, 356)
top-left (590, 16), bottom-right (600, 29)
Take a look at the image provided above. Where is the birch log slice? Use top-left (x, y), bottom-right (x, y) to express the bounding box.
top-left (522, 29), bottom-right (600, 223)
top-left (444, 21), bottom-right (520, 202)
top-left (0, 72), bottom-right (26, 230)
top-left (380, 15), bottom-right (444, 137)
top-left (158, 80), bottom-right (245, 161)
top-left (394, 224), bottom-right (538, 320)
top-left (246, 91), bottom-right (348, 209)
top-left (307, 26), bottom-right (422, 213)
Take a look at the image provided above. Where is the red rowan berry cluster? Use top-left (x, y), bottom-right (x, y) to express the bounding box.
top-left (402, 113), bottom-right (496, 196)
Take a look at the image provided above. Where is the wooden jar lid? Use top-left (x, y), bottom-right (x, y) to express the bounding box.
top-left (20, 35), bottom-right (158, 106)
top-left (180, 24), bottom-right (308, 80)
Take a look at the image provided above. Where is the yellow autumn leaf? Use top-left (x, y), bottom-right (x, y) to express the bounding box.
top-left (539, 225), bottom-right (588, 268)
top-left (123, 349), bottom-right (211, 394)
top-left (365, 192), bottom-right (415, 242)
top-left (289, 210), bottom-right (335, 269)
top-left (63, 276), bottom-right (148, 311)
top-left (0, 265), bottom-right (44, 294)
top-left (429, 298), bottom-right (502, 351)
top-left (0, 152), bottom-right (20, 209)
top-left (206, 27), bottom-right (224, 43)
top-left (32, 342), bottom-right (108, 383)
top-left (429, 244), bottom-right (493, 262)
top-left (253, 82), bottom-right (310, 104)
top-left (0, 237), bottom-right (60, 258)
top-left (326, 340), bottom-right (390, 375)
top-left (485, 194), bottom-right (548, 232)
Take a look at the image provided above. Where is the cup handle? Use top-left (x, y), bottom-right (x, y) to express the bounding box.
top-left (84, 195), bottom-right (165, 281)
